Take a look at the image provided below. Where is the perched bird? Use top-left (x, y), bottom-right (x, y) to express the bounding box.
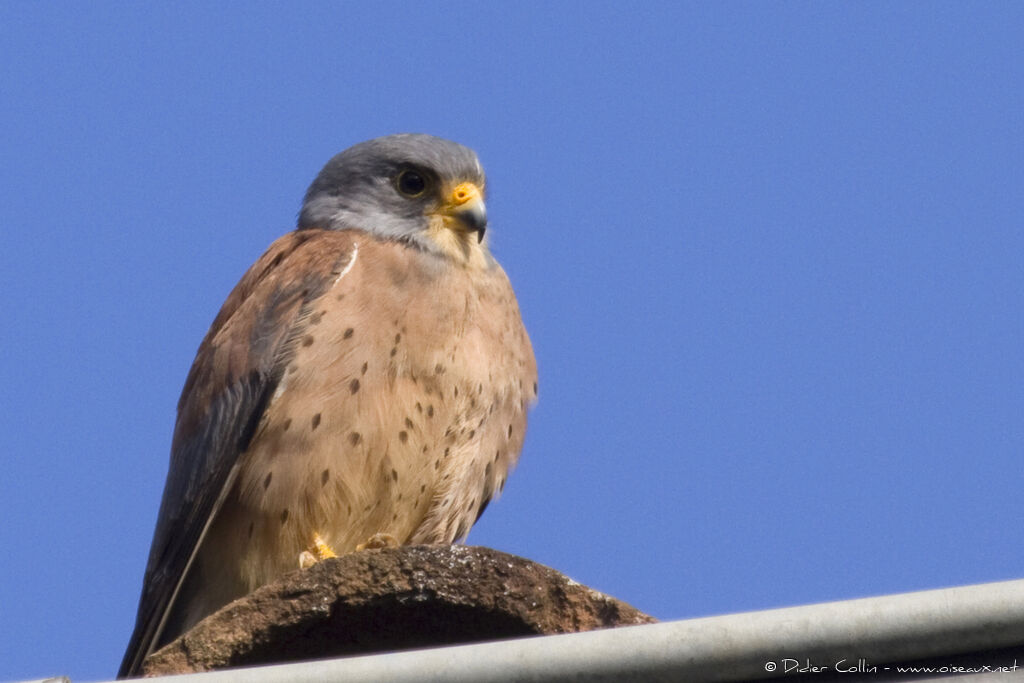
top-left (119, 134), bottom-right (537, 678)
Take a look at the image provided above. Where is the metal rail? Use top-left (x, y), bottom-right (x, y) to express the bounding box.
top-left (37, 577), bottom-right (1024, 682)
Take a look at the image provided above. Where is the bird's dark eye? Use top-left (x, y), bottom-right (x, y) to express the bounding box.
top-left (396, 169), bottom-right (427, 197)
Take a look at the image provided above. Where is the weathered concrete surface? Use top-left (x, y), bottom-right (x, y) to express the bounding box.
top-left (142, 545), bottom-right (655, 676)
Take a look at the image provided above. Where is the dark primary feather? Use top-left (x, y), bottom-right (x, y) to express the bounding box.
top-left (119, 232), bottom-right (355, 677)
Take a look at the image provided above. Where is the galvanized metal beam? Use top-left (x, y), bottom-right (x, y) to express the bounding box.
top-left (41, 577), bottom-right (1024, 682)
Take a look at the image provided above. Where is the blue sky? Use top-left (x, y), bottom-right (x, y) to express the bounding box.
top-left (2, 3), bottom-right (1023, 681)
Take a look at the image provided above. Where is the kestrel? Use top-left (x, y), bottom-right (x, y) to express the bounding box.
top-left (119, 134), bottom-right (537, 677)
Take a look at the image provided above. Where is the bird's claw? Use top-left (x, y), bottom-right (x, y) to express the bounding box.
top-left (356, 532), bottom-right (399, 551)
top-left (298, 532), bottom-right (337, 569)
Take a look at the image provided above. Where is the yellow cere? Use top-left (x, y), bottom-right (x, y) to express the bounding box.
top-left (451, 182), bottom-right (482, 206)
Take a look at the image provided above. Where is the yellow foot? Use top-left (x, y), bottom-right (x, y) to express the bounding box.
top-left (356, 532), bottom-right (399, 551)
top-left (298, 532), bottom-right (337, 569)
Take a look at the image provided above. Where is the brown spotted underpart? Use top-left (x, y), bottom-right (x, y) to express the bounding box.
top-left (182, 230), bottom-right (536, 632)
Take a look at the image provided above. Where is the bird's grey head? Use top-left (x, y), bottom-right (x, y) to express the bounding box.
top-left (298, 134), bottom-right (489, 260)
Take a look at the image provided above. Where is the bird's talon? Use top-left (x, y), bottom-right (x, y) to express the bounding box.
top-left (356, 532), bottom-right (399, 551)
top-left (298, 550), bottom-right (317, 569)
top-left (299, 532), bottom-right (338, 568)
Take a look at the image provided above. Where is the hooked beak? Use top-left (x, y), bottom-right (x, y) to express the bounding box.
top-left (443, 182), bottom-right (487, 242)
